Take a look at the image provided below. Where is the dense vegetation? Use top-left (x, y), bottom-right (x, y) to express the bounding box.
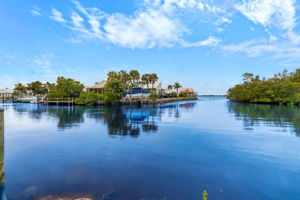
top-left (227, 69), bottom-right (300, 105)
top-left (12, 69), bottom-right (185, 105)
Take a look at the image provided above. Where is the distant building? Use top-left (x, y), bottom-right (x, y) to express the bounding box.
top-left (0, 89), bottom-right (13, 99)
top-left (124, 88), bottom-right (151, 99)
top-left (86, 80), bottom-right (107, 94)
top-left (180, 88), bottom-right (197, 96)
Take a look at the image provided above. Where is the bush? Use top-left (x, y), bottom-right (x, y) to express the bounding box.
top-left (179, 93), bottom-right (188, 97)
top-left (75, 92), bottom-right (103, 105)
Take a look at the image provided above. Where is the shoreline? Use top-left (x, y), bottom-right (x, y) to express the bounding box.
top-left (4, 97), bottom-right (198, 106)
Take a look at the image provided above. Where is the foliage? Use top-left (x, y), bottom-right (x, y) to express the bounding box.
top-left (227, 69), bottom-right (300, 105)
top-left (173, 82), bottom-right (182, 97)
top-left (167, 85), bottom-right (173, 90)
top-left (179, 93), bottom-right (188, 97)
top-left (75, 92), bottom-right (103, 105)
top-left (104, 79), bottom-right (126, 103)
top-left (105, 70), bottom-right (160, 103)
top-left (27, 81), bottom-right (48, 95)
top-left (149, 73), bottom-right (158, 90)
top-left (14, 83), bottom-right (27, 95)
top-left (141, 74), bottom-right (151, 89)
top-left (49, 77), bottom-right (84, 98)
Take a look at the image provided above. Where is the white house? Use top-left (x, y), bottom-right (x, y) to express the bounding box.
top-left (0, 88), bottom-right (13, 99)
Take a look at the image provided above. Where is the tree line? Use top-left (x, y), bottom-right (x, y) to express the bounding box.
top-left (227, 68), bottom-right (300, 105)
top-left (12, 69), bottom-right (184, 105)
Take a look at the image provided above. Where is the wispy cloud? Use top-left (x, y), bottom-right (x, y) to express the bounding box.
top-left (50, 8), bottom-right (66, 23)
top-left (0, 54), bottom-right (16, 64)
top-left (222, 39), bottom-right (300, 64)
top-left (28, 54), bottom-right (55, 78)
top-left (44, 0), bottom-right (300, 64)
top-left (181, 36), bottom-right (221, 47)
top-left (30, 6), bottom-right (42, 16)
top-left (49, 0), bottom-right (222, 48)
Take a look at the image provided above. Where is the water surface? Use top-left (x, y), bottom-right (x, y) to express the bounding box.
top-left (2, 97), bottom-right (300, 200)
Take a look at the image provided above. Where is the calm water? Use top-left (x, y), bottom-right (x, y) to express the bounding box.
top-left (2, 97), bottom-right (300, 200)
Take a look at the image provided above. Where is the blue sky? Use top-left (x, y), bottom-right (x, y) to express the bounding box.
top-left (1, 0), bottom-right (300, 94)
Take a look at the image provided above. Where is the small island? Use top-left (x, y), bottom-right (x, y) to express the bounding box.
top-left (228, 68), bottom-right (300, 106)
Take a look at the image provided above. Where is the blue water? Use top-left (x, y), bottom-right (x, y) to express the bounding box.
top-left (2, 97), bottom-right (300, 200)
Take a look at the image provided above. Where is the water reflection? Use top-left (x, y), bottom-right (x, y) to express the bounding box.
top-left (11, 102), bottom-right (197, 137)
top-left (0, 111), bottom-right (6, 200)
top-left (228, 101), bottom-right (300, 136)
top-left (88, 107), bottom-right (160, 137)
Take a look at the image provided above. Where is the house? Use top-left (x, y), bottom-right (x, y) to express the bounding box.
top-left (180, 88), bottom-right (197, 96)
top-left (86, 80), bottom-right (107, 94)
top-left (0, 88), bottom-right (13, 99)
top-left (14, 90), bottom-right (35, 102)
top-left (124, 88), bottom-right (151, 99)
top-left (140, 81), bottom-right (162, 94)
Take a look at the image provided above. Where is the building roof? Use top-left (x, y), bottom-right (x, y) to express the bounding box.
top-left (180, 88), bottom-right (196, 94)
top-left (88, 80), bottom-right (107, 89)
top-left (0, 88), bottom-right (13, 94)
top-left (124, 88), bottom-right (151, 95)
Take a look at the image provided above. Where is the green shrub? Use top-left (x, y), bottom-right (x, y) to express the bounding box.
top-left (75, 92), bottom-right (103, 105)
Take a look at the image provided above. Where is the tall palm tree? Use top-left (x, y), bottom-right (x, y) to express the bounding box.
top-left (173, 82), bottom-right (182, 97)
top-left (149, 73), bottom-right (158, 92)
top-left (128, 70), bottom-right (140, 104)
top-left (141, 74), bottom-right (151, 90)
top-left (167, 85), bottom-right (173, 90)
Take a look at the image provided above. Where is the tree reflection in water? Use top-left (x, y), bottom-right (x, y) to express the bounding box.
top-left (0, 110), bottom-right (6, 200)
top-left (88, 106), bottom-right (160, 137)
top-left (11, 101), bottom-right (197, 137)
top-left (228, 101), bottom-right (300, 136)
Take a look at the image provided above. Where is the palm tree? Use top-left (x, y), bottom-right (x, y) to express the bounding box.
top-left (14, 83), bottom-right (27, 96)
top-left (141, 74), bottom-right (151, 90)
top-left (167, 85), bottom-right (173, 90)
top-left (173, 82), bottom-right (182, 97)
top-left (128, 70), bottom-right (140, 104)
top-left (107, 71), bottom-right (118, 80)
top-left (149, 73), bottom-right (158, 92)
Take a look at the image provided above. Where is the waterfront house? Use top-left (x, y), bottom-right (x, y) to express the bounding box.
top-left (124, 88), bottom-right (151, 99)
top-left (0, 88), bottom-right (13, 99)
top-left (14, 90), bottom-right (35, 102)
top-left (86, 80), bottom-right (106, 94)
top-left (180, 88), bottom-right (197, 97)
top-left (140, 81), bottom-right (162, 94)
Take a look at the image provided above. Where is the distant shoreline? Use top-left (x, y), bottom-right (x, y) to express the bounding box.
top-left (198, 95), bottom-right (226, 97)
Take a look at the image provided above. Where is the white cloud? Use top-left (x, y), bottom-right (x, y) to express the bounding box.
top-left (50, 8), bottom-right (66, 23)
top-left (236, 0), bottom-right (300, 44)
top-left (215, 17), bottom-right (232, 25)
top-left (103, 10), bottom-right (186, 48)
top-left (236, 0), bottom-right (296, 31)
top-left (49, 0), bottom-right (222, 48)
top-left (181, 36), bottom-right (221, 47)
top-left (30, 7), bottom-right (42, 16)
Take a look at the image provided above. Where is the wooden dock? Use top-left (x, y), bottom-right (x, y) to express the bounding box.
top-left (37, 98), bottom-right (75, 106)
